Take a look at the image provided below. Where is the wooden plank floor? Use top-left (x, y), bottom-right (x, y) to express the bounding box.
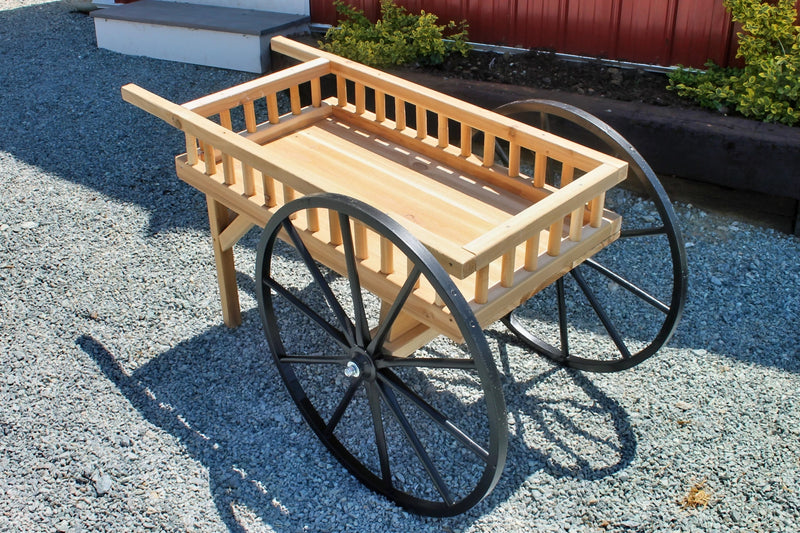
top-left (257, 116), bottom-right (534, 250)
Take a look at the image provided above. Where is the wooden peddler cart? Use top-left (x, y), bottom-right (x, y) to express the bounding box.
top-left (123, 37), bottom-right (687, 516)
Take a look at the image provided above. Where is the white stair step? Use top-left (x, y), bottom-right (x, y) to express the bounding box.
top-left (91, 0), bottom-right (310, 73)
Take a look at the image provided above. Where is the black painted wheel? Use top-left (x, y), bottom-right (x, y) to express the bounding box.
top-left (493, 100), bottom-right (688, 372)
top-left (255, 193), bottom-right (507, 516)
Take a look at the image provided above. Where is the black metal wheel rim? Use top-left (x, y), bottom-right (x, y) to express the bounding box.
top-left (493, 100), bottom-right (688, 372)
top-left (255, 193), bottom-right (508, 516)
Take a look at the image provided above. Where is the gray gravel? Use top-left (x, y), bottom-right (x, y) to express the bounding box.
top-left (2, 2), bottom-right (799, 532)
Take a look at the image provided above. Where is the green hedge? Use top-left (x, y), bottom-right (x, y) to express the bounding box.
top-left (319, 0), bottom-right (470, 68)
top-left (668, 0), bottom-right (799, 126)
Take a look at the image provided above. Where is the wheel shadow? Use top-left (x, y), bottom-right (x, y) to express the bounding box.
top-left (77, 323), bottom-right (295, 533)
top-left (493, 328), bottom-right (635, 477)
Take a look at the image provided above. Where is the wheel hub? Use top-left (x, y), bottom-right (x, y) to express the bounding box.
top-left (345, 347), bottom-right (376, 381)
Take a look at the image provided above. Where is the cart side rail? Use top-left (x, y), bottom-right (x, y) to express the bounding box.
top-left (272, 37), bottom-right (623, 173)
top-left (271, 37), bottom-right (627, 305)
top-left (122, 56), bottom-right (337, 212)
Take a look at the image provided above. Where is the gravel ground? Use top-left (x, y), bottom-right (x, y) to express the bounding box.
top-left (2, 2), bottom-right (799, 532)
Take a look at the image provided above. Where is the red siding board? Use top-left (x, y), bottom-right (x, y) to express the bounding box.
top-left (563, 0), bottom-right (621, 58)
top-left (511, 0), bottom-right (565, 50)
top-left (670, 0), bottom-right (734, 66)
top-left (616, 0), bottom-right (676, 65)
top-left (309, 0), bottom-right (800, 68)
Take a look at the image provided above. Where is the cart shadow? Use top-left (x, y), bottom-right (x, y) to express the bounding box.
top-left (77, 294), bottom-right (636, 529)
top-left (77, 324), bottom-right (330, 533)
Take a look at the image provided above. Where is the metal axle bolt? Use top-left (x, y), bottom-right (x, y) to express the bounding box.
top-left (344, 361), bottom-right (361, 378)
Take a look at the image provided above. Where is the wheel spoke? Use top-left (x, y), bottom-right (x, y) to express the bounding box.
top-left (263, 277), bottom-right (351, 351)
top-left (556, 277), bottom-right (570, 357)
top-left (621, 225), bottom-right (667, 238)
top-left (571, 268), bottom-right (632, 359)
top-left (378, 381), bottom-right (455, 506)
top-left (377, 370), bottom-right (489, 462)
top-left (375, 357), bottom-right (476, 370)
top-left (282, 220), bottom-right (355, 344)
top-left (584, 259), bottom-right (670, 314)
top-left (366, 265), bottom-right (422, 356)
top-left (338, 214), bottom-right (371, 346)
top-left (366, 382), bottom-right (392, 485)
top-left (324, 376), bottom-right (363, 437)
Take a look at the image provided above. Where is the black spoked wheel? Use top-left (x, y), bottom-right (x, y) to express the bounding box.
top-left (493, 100), bottom-right (688, 372)
top-left (256, 193), bottom-right (507, 516)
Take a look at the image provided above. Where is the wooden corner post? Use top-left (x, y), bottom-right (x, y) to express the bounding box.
top-left (206, 195), bottom-right (242, 328)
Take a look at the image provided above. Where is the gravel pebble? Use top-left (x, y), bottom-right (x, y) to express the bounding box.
top-left (2, 2), bottom-right (799, 532)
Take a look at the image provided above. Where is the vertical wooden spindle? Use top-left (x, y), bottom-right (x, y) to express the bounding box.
top-left (500, 251), bottom-right (515, 288)
top-left (355, 83), bottom-right (365, 115)
top-left (185, 134), bottom-right (198, 165)
top-left (242, 163), bottom-right (255, 196)
top-left (262, 174), bottom-right (276, 207)
top-left (375, 90), bottom-right (386, 122)
top-left (202, 141), bottom-right (216, 175)
top-left (395, 99), bottom-right (406, 130)
top-left (482, 133), bottom-right (495, 167)
top-left (243, 101), bottom-right (256, 133)
top-left (561, 164), bottom-right (575, 187)
top-left (267, 93), bottom-right (280, 124)
top-left (460, 124), bottom-right (472, 157)
top-left (380, 236), bottom-right (393, 274)
top-left (222, 153), bottom-right (235, 185)
top-left (354, 221), bottom-right (368, 260)
top-left (569, 206), bottom-right (585, 241)
top-left (283, 184), bottom-right (296, 219)
top-left (290, 85), bottom-right (301, 115)
top-left (524, 232), bottom-right (540, 271)
top-left (219, 109), bottom-right (233, 130)
top-left (533, 152), bottom-right (547, 187)
top-left (437, 115), bottom-right (448, 148)
top-left (329, 210), bottom-right (343, 246)
top-left (474, 266), bottom-right (490, 304)
top-left (548, 219), bottom-right (564, 256)
top-left (336, 76), bottom-right (347, 107)
top-left (590, 192), bottom-right (606, 227)
top-left (307, 208), bottom-right (319, 232)
top-left (311, 78), bottom-right (322, 107)
top-left (415, 106), bottom-right (427, 140)
top-left (508, 142), bottom-right (521, 177)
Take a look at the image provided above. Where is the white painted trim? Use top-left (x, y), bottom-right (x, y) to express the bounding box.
top-left (95, 18), bottom-right (269, 72)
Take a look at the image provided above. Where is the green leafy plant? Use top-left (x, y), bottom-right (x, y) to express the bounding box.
top-left (668, 0), bottom-right (800, 126)
top-left (319, 0), bottom-right (470, 68)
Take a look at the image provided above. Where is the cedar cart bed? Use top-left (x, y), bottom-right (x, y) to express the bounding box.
top-left (123, 37), bottom-right (687, 516)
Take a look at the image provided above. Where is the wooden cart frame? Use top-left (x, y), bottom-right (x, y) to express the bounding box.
top-left (122, 36), bottom-right (686, 516)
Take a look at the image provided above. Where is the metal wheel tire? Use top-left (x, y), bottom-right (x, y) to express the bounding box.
top-left (493, 100), bottom-right (688, 372)
top-left (255, 193), bottom-right (508, 516)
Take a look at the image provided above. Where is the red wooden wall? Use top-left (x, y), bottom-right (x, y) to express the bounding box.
top-left (309, 0), bottom-right (800, 68)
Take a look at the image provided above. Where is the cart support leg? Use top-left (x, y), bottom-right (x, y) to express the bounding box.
top-left (206, 196), bottom-right (242, 328)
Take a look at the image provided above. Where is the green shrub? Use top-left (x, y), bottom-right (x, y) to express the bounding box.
top-left (319, 0), bottom-right (470, 68)
top-left (668, 0), bottom-right (800, 126)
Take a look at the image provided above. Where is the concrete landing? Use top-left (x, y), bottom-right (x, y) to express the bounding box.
top-left (92, 0), bottom-right (309, 72)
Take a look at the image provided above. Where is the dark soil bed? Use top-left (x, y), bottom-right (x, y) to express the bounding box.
top-left (405, 48), bottom-right (701, 110)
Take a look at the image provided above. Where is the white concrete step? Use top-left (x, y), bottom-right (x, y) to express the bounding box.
top-left (91, 0), bottom-right (310, 73)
